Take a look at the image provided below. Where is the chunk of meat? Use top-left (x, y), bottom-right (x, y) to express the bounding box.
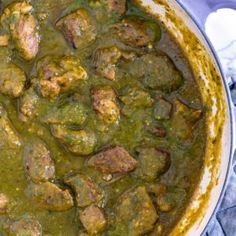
top-left (120, 86), bottom-right (154, 108)
top-left (114, 186), bottom-right (158, 236)
top-left (106, 0), bottom-right (126, 15)
top-left (3, 218), bottom-right (42, 236)
top-left (51, 125), bottom-right (97, 156)
top-left (0, 62), bottom-right (26, 97)
top-left (153, 99), bottom-right (172, 120)
top-left (93, 46), bottom-right (121, 80)
top-left (0, 104), bottom-right (22, 148)
top-left (56, 8), bottom-right (96, 49)
top-left (92, 86), bottom-right (120, 123)
top-left (23, 139), bottom-right (55, 183)
top-left (43, 103), bottom-right (88, 126)
top-left (120, 86), bottom-right (154, 116)
top-left (79, 205), bottom-right (106, 234)
top-left (127, 53), bottom-right (183, 92)
top-left (64, 173), bottom-right (103, 207)
top-left (0, 193), bottom-right (9, 214)
top-left (115, 16), bottom-right (161, 47)
top-left (170, 100), bottom-right (202, 141)
top-left (37, 55), bottom-right (87, 99)
top-left (88, 146), bottom-right (138, 174)
top-left (135, 148), bottom-right (170, 181)
top-left (93, 46), bottom-right (135, 80)
top-left (0, 1), bottom-right (40, 60)
top-left (19, 87), bottom-right (40, 121)
top-left (27, 182), bottom-right (74, 211)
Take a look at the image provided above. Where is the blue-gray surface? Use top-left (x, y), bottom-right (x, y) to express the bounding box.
top-left (205, 152), bottom-right (236, 236)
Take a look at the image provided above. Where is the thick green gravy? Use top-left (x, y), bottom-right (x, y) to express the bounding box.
top-left (0, 0), bottom-right (206, 235)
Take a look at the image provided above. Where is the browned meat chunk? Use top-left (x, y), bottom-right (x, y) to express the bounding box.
top-left (170, 100), bottom-right (202, 141)
top-left (0, 193), bottom-right (9, 214)
top-left (115, 16), bottom-right (161, 47)
top-left (51, 125), bottom-right (97, 156)
top-left (56, 8), bottom-right (96, 49)
top-left (88, 146), bottom-right (138, 174)
top-left (93, 46), bottom-right (135, 80)
top-left (64, 173), bottom-right (103, 207)
top-left (37, 55), bottom-right (87, 99)
top-left (3, 218), bottom-right (42, 236)
top-left (43, 103), bottom-right (88, 126)
top-left (93, 46), bottom-right (121, 80)
top-left (79, 205), bottom-right (106, 234)
top-left (27, 182), bottom-right (74, 211)
top-left (0, 104), bottom-right (22, 148)
top-left (0, 62), bottom-right (26, 98)
top-left (114, 186), bottom-right (158, 235)
top-left (0, 1), bottom-right (40, 60)
top-left (106, 0), bottom-right (126, 15)
top-left (92, 86), bottom-right (120, 123)
top-left (23, 139), bottom-right (55, 183)
top-left (120, 85), bottom-right (154, 116)
top-left (153, 99), bottom-right (172, 120)
top-left (19, 87), bottom-right (40, 121)
top-left (135, 148), bottom-right (170, 181)
top-left (127, 53), bottom-right (183, 92)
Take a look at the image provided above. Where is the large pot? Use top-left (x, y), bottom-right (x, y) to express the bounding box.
top-left (135, 0), bottom-right (236, 235)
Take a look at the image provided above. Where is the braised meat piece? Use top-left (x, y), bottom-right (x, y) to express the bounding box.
top-left (93, 46), bottom-right (135, 80)
top-left (0, 1), bottom-right (40, 60)
top-left (92, 85), bottom-right (120, 123)
top-left (114, 186), bottom-right (158, 235)
top-left (0, 62), bottom-right (26, 98)
top-left (37, 55), bottom-right (87, 99)
top-left (64, 173), bottom-right (103, 207)
top-left (170, 100), bottom-right (202, 141)
top-left (51, 125), bottom-right (97, 156)
top-left (27, 182), bottom-right (74, 212)
top-left (56, 8), bottom-right (96, 49)
top-left (153, 99), bottom-right (172, 120)
top-left (135, 148), bottom-right (170, 181)
top-left (127, 53), bottom-right (183, 92)
top-left (23, 139), bottom-right (55, 183)
top-left (120, 85), bottom-right (154, 116)
top-left (79, 205), bottom-right (106, 234)
top-left (3, 218), bottom-right (42, 236)
top-left (115, 16), bottom-right (160, 47)
top-left (106, 0), bottom-right (126, 16)
top-left (43, 103), bottom-right (88, 126)
top-left (19, 87), bottom-right (40, 121)
top-left (88, 146), bottom-right (138, 174)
